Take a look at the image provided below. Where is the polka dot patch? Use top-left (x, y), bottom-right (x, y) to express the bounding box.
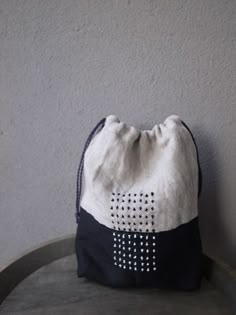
top-left (110, 192), bottom-right (156, 233)
top-left (113, 231), bottom-right (158, 272)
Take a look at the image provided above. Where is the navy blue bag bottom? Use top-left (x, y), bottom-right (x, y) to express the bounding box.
top-left (75, 208), bottom-right (203, 290)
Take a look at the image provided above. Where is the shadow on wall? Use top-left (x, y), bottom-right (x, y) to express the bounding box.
top-left (193, 125), bottom-right (235, 268)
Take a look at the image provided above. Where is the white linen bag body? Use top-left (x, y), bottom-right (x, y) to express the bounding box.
top-left (75, 114), bottom-right (202, 290)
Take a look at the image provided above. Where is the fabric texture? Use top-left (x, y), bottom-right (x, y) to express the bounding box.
top-left (75, 114), bottom-right (203, 290)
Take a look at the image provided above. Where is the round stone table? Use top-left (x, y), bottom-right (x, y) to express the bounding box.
top-left (0, 254), bottom-right (234, 315)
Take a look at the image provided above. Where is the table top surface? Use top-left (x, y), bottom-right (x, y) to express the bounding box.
top-left (0, 255), bottom-right (233, 315)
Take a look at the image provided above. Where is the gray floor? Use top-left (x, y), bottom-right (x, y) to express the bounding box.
top-left (0, 255), bottom-right (233, 315)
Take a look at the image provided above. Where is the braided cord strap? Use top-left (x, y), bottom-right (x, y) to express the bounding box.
top-left (75, 117), bottom-right (106, 223)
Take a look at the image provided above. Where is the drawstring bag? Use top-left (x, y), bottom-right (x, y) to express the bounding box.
top-left (75, 115), bottom-right (202, 290)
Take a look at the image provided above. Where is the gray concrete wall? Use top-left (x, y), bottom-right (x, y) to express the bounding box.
top-left (0, 0), bottom-right (235, 270)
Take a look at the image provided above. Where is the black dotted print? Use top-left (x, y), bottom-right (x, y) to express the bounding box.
top-left (110, 191), bottom-right (156, 233)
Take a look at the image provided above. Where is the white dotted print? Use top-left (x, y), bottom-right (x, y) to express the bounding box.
top-left (111, 200), bottom-right (159, 273)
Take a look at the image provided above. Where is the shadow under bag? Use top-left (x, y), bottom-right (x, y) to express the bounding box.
top-left (75, 115), bottom-right (203, 290)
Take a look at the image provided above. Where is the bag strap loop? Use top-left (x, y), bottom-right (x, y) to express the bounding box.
top-left (75, 117), bottom-right (106, 223)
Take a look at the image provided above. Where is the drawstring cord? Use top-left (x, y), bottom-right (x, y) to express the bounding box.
top-left (75, 117), bottom-right (106, 223)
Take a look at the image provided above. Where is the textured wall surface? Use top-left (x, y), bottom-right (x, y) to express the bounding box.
top-left (0, 0), bottom-right (235, 270)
